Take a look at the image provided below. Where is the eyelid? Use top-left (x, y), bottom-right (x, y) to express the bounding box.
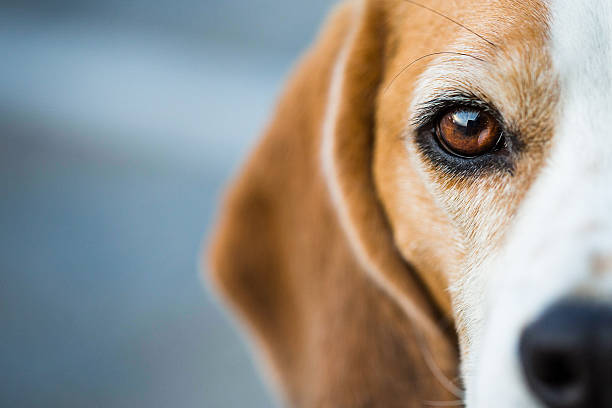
top-left (411, 93), bottom-right (501, 131)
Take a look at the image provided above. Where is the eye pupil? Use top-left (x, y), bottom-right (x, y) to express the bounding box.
top-left (453, 110), bottom-right (482, 136)
top-left (437, 108), bottom-right (500, 157)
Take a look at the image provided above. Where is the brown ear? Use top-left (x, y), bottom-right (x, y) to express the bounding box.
top-left (206, 1), bottom-right (460, 406)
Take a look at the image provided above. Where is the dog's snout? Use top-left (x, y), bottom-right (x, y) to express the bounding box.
top-left (519, 300), bottom-right (612, 408)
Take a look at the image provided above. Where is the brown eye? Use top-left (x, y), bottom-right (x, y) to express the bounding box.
top-left (436, 109), bottom-right (501, 157)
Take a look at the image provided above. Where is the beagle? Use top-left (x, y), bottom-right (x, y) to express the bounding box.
top-left (207, 0), bottom-right (612, 407)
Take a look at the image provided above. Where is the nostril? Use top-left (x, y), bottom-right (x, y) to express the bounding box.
top-left (529, 347), bottom-right (584, 398)
top-left (520, 335), bottom-right (587, 408)
top-left (517, 299), bottom-right (612, 408)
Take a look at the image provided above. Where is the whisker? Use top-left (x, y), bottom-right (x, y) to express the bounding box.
top-left (423, 400), bottom-right (464, 407)
top-left (415, 328), bottom-right (466, 399)
top-left (403, 0), bottom-right (497, 49)
top-left (383, 51), bottom-right (484, 94)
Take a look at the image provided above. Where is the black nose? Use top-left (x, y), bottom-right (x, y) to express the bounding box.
top-left (519, 300), bottom-right (612, 408)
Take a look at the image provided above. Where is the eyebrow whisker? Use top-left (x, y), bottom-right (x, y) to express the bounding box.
top-left (383, 51), bottom-right (485, 94)
top-left (403, 0), bottom-right (498, 49)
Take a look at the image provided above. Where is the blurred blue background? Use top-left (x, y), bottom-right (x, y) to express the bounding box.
top-left (0, 1), bottom-right (334, 406)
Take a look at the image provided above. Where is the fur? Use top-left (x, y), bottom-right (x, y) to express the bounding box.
top-left (206, 1), bottom-right (612, 406)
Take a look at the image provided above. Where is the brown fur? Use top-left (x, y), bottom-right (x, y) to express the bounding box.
top-left (207, 0), bottom-right (556, 406)
top-left (375, 0), bottom-right (556, 357)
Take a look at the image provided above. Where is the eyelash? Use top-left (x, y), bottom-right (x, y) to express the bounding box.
top-left (412, 99), bottom-right (517, 176)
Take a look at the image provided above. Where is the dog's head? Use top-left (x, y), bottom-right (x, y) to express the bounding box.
top-left (208, 1), bottom-right (612, 406)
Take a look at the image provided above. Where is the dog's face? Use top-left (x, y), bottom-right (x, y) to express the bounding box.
top-left (377, 0), bottom-right (612, 405)
top-left (210, 0), bottom-right (612, 406)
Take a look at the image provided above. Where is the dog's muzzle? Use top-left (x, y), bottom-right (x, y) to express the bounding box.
top-left (519, 299), bottom-right (612, 408)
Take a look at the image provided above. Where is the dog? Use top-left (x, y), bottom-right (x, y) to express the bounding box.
top-left (206, 0), bottom-right (612, 406)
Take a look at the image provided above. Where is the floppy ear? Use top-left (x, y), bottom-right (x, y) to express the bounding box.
top-left (207, 1), bottom-right (460, 406)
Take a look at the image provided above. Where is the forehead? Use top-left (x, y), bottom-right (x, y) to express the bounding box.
top-left (385, 0), bottom-right (551, 64)
top-left (386, 0), bottom-right (553, 136)
top-left (551, 0), bottom-right (612, 115)
top-left (385, 0), bottom-right (612, 119)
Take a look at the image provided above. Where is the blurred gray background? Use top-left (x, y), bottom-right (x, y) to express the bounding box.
top-left (0, 1), bottom-right (334, 407)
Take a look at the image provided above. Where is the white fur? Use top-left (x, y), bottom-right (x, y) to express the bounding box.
top-left (467, 1), bottom-right (612, 406)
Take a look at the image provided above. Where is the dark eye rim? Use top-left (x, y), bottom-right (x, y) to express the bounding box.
top-left (411, 97), bottom-right (519, 176)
